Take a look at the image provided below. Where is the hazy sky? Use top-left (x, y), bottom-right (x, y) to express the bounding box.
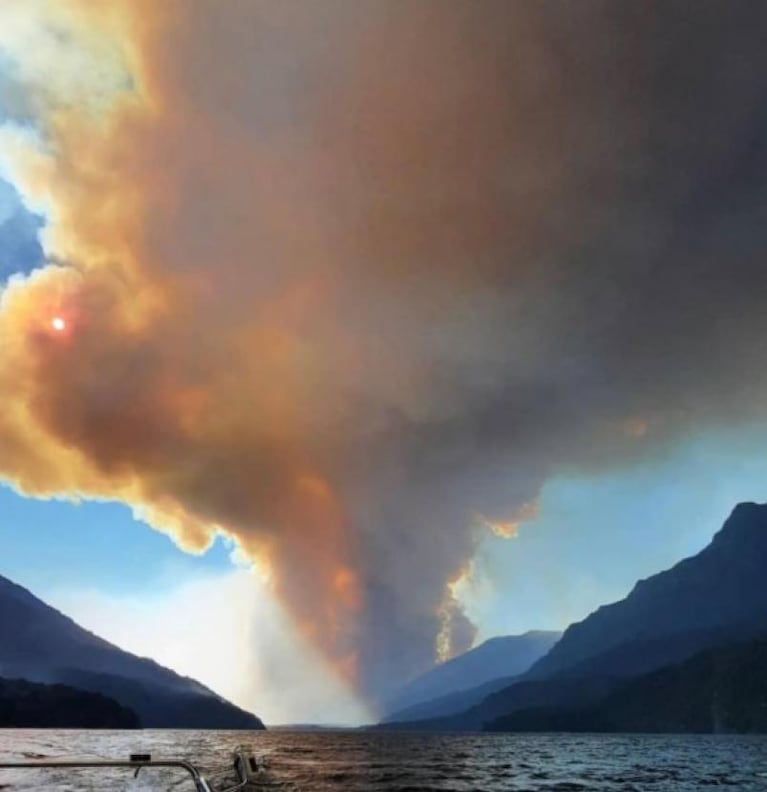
top-left (2, 1), bottom-right (767, 724)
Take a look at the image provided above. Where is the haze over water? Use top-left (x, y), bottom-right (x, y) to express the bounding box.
top-left (2, 730), bottom-right (767, 792)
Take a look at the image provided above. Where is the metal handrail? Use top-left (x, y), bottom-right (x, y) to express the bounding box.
top-left (0, 759), bottom-right (214, 792)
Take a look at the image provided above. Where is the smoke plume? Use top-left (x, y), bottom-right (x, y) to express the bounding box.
top-left (2, 0), bottom-right (767, 706)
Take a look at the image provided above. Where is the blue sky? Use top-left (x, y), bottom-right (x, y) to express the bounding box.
top-left (0, 177), bottom-right (43, 278)
top-left (0, 485), bottom-right (234, 598)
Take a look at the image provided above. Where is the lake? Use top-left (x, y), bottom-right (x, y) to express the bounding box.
top-left (1, 730), bottom-right (766, 791)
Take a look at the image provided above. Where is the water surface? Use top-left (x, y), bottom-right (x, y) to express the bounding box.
top-left (1, 730), bottom-right (766, 791)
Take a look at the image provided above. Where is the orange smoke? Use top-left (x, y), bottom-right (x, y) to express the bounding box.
top-left (0, 0), bottom-right (367, 681)
top-left (0, 0), bottom-right (563, 700)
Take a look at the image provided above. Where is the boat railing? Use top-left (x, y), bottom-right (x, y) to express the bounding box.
top-left (0, 751), bottom-right (256, 791)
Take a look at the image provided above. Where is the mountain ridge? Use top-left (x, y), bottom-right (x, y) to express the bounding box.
top-left (527, 501), bottom-right (767, 681)
top-left (377, 501), bottom-right (767, 732)
top-left (383, 629), bottom-right (561, 720)
top-left (0, 573), bottom-right (264, 729)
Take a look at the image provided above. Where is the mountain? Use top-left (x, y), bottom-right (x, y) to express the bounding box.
top-left (382, 673), bottom-right (523, 724)
top-left (526, 502), bottom-right (767, 681)
top-left (374, 675), bottom-right (620, 732)
top-left (486, 636), bottom-right (767, 733)
top-left (0, 677), bottom-right (139, 728)
top-left (0, 574), bottom-right (264, 729)
top-left (378, 501), bottom-right (767, 731)
top-left (383, 630), bottom-right (560, 721)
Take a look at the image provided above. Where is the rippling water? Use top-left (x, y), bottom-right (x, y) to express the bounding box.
top-left (1, 730), bottom-right (766, 791)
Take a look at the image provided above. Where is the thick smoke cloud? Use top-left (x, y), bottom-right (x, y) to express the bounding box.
top-left (2, 0), bottom-right (767, 706)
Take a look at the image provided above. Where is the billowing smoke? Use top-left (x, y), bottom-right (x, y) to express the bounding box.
top-left (2, 0), bottom-right (767, 706)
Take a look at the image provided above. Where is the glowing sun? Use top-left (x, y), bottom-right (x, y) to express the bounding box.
top-left (51, 317), bottom-right (67, 332)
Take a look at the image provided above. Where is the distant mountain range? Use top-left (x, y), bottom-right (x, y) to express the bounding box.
top-left (378, 502), bottom-right (767, 733)
top-left (0, 574), bottom-right (264, 729)
top-left (383, 631), bottom-right (561, 722)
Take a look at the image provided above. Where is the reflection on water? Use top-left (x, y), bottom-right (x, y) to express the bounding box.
top-left (1, 729), bottom-right (767, 791)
